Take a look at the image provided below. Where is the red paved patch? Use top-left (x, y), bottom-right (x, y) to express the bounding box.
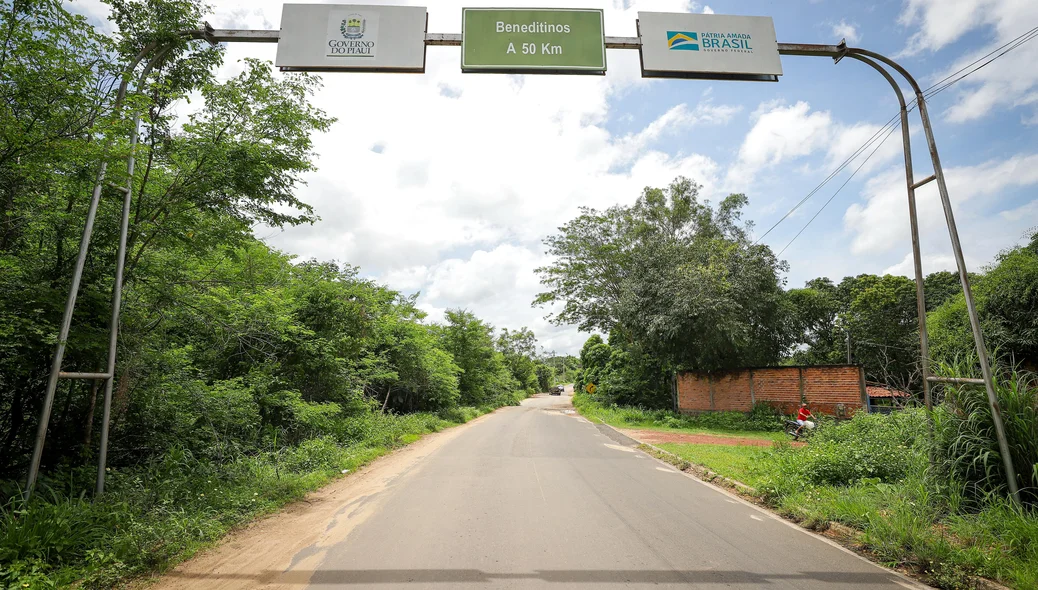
top-left (621, 429), bottom-right (805, 448)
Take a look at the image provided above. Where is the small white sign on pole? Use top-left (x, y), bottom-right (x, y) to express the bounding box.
top-left (276, 4), bottom-right (427, 73)
top-left (637, 12), bottom-right (782, 81)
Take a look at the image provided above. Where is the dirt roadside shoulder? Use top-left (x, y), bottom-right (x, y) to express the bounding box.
top-left (618, 427), bottom-right (804, 447)
top-left (133, 407), bottom-right (511, 590)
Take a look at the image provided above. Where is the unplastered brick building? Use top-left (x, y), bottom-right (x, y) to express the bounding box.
top-left (675, 365), bottom-right (868, 417)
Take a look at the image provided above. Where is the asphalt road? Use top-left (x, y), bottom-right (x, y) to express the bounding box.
top-left (290, 393), bottom-right (923, 589)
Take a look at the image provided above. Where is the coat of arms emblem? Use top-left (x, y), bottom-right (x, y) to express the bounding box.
top-left (341, 14), bottom-right (365, 39)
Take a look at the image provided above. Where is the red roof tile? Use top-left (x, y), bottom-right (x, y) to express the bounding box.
top-left (866, 385), bottom-right (910, 398)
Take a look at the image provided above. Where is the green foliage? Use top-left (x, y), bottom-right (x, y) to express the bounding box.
top-left (536, 177), bottom-right (789, 378)
top-left (787, 273), bottom-right (922, 388)
top-left (497, 327), bottom-right (539, 393)
top-left (924, 271), bottom-right (963, 312)
top-left (437, 309), bottom-right (524, 407)
top-left (755, 410), bottom-right (927, 494)
top-left (932, 363), bottom-right (1038, 507)
top-left (0, 2), bottom-right (544, 587)
top-left (543, 354), bottom-right (580, 385)
top-left (534, 363), bottom-right (553, 392)
top-left (924, 232), bottom-right (1037, 374)
top-left (595, 343), bottom-right (671, 408)
top-left (927, 296), bottom-right (975, 370)
top-left (978, 241), bottom-right (1038, 368)
top-left (785, 278), bottom-right (844, 366)
top-left (789, 231), bottom-right (1038, 394)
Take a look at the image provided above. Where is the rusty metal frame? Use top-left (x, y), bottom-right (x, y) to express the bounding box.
top-left (24, 28), bottom-right (217, 499)
top-left (842, 47), bottom-right (1021, 505)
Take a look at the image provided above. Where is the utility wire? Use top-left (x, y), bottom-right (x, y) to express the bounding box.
top-left (755, 25), bottom-right (1038, 247)
top-left (921, 25), bottom-right (1038, 98)
top-left (777, 122), bottom-right (900, 256)
top-left (753, 111), bottom-right (901, 244)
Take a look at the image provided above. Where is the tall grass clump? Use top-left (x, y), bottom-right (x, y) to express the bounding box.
top-left (932, 360), bottom-right (1038, 508)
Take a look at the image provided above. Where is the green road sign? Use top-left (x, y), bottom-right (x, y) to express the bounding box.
top-left (461, 8), bottom-right (606, 74)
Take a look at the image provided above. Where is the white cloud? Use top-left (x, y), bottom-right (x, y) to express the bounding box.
top-left (882, 253), bottom-right (960, 277)
top-left (844, 154), bottom-right (1038, 256)
top-left (898, 0), bottom-right (1038, 123)
top-left (395, 244), bottom-right (584, 355)
top-left (727, 102), bottom-right (903, 190)
top-left (727, 101), bottom-right (833, 186)
top-left (831, 19), bottom-right (860, 44)
top-left (898, 0), bottom-right (992, 55)
top-left (614, 102), bottom-right (741, 161)
top-left (822, 122), bottom-right (903, 174)
top-left (999, 198), bottom-right (1038, 223)
top-left (702, 6), bottom-right (715, 14)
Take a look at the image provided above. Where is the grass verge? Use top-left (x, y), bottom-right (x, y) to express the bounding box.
top-left (655, 442), bottom-right (765, 488)
top-left (631, 424), bottom-right (1038, 589)
top-left (572, 392), bottom-right (784, 441)
top-left (0, 403), bottom-right (512, 589)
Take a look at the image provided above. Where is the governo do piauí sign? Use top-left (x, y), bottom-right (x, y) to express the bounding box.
top-left (274, 3), bottom-right (782, 81)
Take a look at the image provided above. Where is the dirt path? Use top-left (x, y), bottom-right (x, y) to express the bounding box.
top-left (137, 409), bottom-right (502, 590)
top-left (620, 428), bottom-right (803, 447)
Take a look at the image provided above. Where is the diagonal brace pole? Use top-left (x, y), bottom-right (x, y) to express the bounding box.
top-left (848, 47), bottom-right (1022, 506)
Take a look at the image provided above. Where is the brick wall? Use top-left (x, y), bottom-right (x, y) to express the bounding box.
top-left (712, 372), bottom-right (752, 412)
top-left (753, 368), bottom-right (802, 415)
top-left (803, 367), bottom-right (865, 417)
top-left (677, 372), bottom-right (711, 412)
top-left (676, 365), bottom-right (866, 417)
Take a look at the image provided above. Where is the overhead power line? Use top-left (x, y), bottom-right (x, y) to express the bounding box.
top-left (754, 111), bottom-right (901, 244)
top-left (922, 25), bottom-right (1038, 99)
top-left (755, 24), bottom-right (1038, 250)
top-left (777, 122), bottom-right (900, 256)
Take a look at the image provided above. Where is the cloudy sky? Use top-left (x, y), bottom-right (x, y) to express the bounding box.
top-left (70, 0), bottom-right (1038, 355)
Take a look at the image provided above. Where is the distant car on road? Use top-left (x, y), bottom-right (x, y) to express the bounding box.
top-left (549, 385), bottom-right (564, 395)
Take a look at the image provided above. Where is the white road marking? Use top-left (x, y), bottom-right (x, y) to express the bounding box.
top-left (656, 467), bottom-right (677, 473)
top-left (750, 515), bottom-right (763, 522)
top-left (604, 443), bottom-right (636, 453)
top-left (635, 442), bottom-right (930, 589)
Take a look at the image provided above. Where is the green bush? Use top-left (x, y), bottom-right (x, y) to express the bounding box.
top-left (756, 410), bottom-right (927, 494)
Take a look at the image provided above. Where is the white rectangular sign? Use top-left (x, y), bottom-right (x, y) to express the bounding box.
top-left (276, 4), bottom-right (427, 73)
top-left (637, 12), bottom-right (782, 81)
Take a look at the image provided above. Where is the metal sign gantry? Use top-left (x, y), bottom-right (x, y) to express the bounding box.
top-left (25, 19), bottom-right (1021, 506)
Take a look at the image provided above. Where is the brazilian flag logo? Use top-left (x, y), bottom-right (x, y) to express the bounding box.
top-left (667, 31), bottom-right (699, 51)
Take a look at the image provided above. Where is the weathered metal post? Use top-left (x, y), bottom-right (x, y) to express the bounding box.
top-left (842, 51), bottom-right (933, 424)
top-left (24, 39), bottom-right (158, 500)
top-left (849, 48), bottom-right (1022, 505)
top-left (95, 44), bottom-right (181, 496)
top-left (25, 29), bottom-right (214, 500)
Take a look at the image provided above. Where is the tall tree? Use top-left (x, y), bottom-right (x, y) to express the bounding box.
top-left (497, 327), bottom-right (539, 392)
top-left (536, 177), bottom-right (789, 373)
top-left (438, 310), bottom-right (517, 406)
